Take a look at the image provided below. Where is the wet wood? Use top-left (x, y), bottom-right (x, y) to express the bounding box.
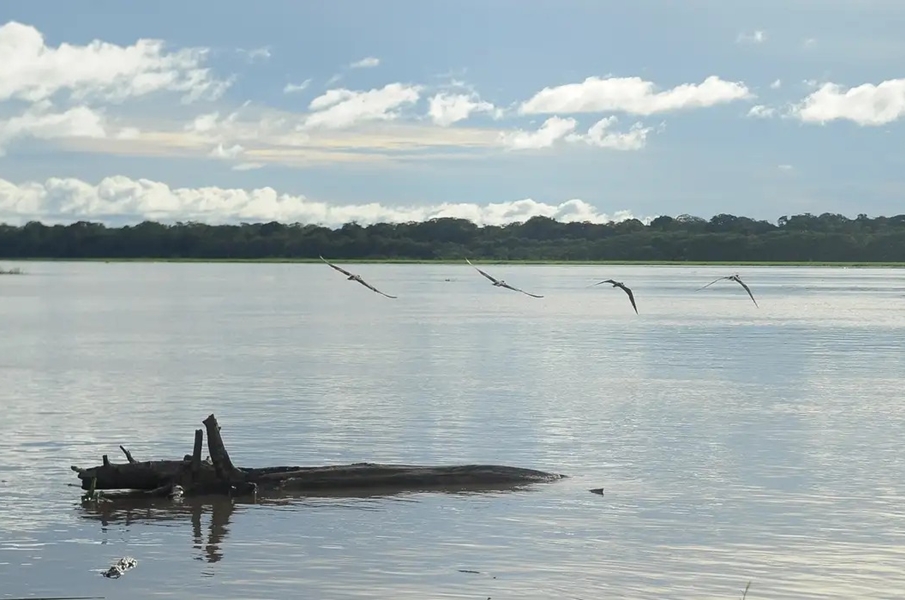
top-left (119, 445), bottom-right (136, 463)
top-left (191, 429), bottom-right (203, 483)
top-left (94, 483), bottom-right (185, 500)
top-left (202, 414), bottom-right (243, 483)
top-left (71, 413), bottom-right (566, 499)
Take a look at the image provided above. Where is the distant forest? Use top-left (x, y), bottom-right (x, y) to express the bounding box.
top-left (1, 212), bottom-right (905, 262)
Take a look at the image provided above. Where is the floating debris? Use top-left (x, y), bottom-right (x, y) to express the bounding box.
top-left (457, 568), bottom-right (496, 579)
top-left (102, 556), bottom-right (138, 579)
top-left (589, 488), bottom-right (605, 495)
top-left (70, 414), bottom-right (566, 499)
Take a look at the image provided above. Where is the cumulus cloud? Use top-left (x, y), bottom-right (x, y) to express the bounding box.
top-left (181, 104), bottom-right (301, 148)
top-left (0, 175), bottom-right (648, 227)
top-left (207, 142), bottom-right (264, 171)
top-left (349, 57), bottom-right (380, 69)
top-left (303, 83), bottom-right (422, 129)
top-left (0, 102), bottom-right (107, 155)
top-left (566, 117), bottom-right (652, 150)
top-left (747, 104), bottom-right (776, 118)
top-left (209, 143), bottom-right (245, 159)
top-left (519, 75), bottom-right (752, 116)
top-left (790, 78), bottom-right (905, 125)
top-left (770, 79), bottom-right (782, 89)
top-left (0, 21), bottom-right (772, 163)
top-left (501, 116), bottom-right (653, 151)
top-left (500, 116), bottom-right (577, 150)
top-left (0, 21), bottom-right (229, 104)
top-left (427, 92), bottom-right (497, 126)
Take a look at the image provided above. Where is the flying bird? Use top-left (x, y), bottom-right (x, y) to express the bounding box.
top-left (591, 279), bottom-right (638, 314)
top-left (697, 274), bottom-right (758, 307)
top-left (319, 256), bottom-right (397, 299)
top-left (465, 258), bottom-right (543, 298)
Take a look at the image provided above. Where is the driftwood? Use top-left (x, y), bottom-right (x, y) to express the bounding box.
top-left (72, 414), bottom-right (566, 500)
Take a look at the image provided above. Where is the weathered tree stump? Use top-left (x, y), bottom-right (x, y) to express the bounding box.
top-left (71, 413), bottom-right (566, 500)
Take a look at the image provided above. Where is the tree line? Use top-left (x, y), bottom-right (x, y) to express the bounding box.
top-left (1, 212), bottom-right (905, 262)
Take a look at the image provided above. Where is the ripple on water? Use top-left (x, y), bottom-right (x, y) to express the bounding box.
top-left (2, 264), bottom-right (905, 599)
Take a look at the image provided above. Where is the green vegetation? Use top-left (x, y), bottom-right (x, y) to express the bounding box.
top-left (1, 212), bottom-right (904, 263)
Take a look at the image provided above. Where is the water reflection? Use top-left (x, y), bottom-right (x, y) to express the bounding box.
top-left (78, 497), bottom-right (235, 565)
top-left (3, 263), bottom-right (905, 599)
top-left (76, 483), bottom-right (546, 566)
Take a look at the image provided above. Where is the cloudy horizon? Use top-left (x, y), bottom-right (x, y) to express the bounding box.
top-left (1, 1), bottom-right (904, 227)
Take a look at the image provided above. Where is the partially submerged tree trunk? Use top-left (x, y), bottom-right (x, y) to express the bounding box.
top-left (72, 414), bottom-right (565, 500)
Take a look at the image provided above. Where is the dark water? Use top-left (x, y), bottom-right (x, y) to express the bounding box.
top-left (1, 263), bottom-right (904, 599)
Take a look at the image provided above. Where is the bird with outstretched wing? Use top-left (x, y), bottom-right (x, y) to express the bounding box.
top-left (591, 279), bottom-right (638, 314)
top-left (320, 256), bottom-right (397, 299)
top-left (465, 258), bottom-right (544, 298)
top-left (697, 274), bottom-right (758, 307)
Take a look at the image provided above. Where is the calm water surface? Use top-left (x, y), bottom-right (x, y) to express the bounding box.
top-left (1, 262), bottom-right (904, 599)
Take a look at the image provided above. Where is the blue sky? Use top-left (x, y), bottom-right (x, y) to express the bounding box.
top-left (0, 0), bottom-right (904, 226)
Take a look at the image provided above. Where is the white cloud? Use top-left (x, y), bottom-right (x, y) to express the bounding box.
top-left (184, 110), bottom-right (247, 140)
top-left (501, 116), bottom-right (654, 152)
top-left (736, 30), bottom-right (766, 44)
top-left (182, 103), bottom-right (285, 147)
top-left (349, 57), bottom-right (380, 69)
top-left (791, 78), bottom-right (905, 125)
top-left (519, 75), bottom-right (752, 116)
top-left (238, 46), bottom-right (271, 62)
top-left (566, 116), bottom-right (652, 150)
top-left (427, 92), bottom-right (496, 126)
top-left (0, 103), bottom-right (107, 155)
top-left (0, 175), bottom-right (648, 227)
top-left (61, 103), bottom-right (504, 167)
top-left (770, 79), bottom-right (782, 89)
top-left (232, 162), bottom-right (264, 171)
top-left (284, 79), bottom-right (312, 94)
top-left (0, 21), bottom-right (229, 104)
top-left (208, 143), bottom-right (265, 172)
top-left (778, 164), bottom-right (793, 171)
top-left (500, 116), bottom-right (577, 150)
top-left (747, 104), bottom-right (776, 118)
top-left (209, 143), bottom-right (245, 159)
top-left (303, 83), bottom-right (422, 129)
top-left (116, 127), bottom-right (141, 140)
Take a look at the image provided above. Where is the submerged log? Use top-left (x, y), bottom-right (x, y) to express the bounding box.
top-left (92, 483), bottom-right (185, 501)
top-left (72, 460), bottom-right (192, 490)
top-left (71, 413), bottom-right (566, 499)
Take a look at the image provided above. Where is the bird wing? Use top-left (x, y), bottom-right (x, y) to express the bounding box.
top-left (355, 277), bottom-right (397, 299)
top-left (500, 282), bottom-right (544, 298)
top-left (618, 284), bottom-right (639, 314)
top-left (320, 256), bottom-right (354, 277)
top-left (465, 258), bottom-right (501, 285)
top-left (590, 279), bottom-right (617, 288)
top-left (734, 277), bottom-right (758, 307)
top-left (696, 276), bottom-right (729, 291)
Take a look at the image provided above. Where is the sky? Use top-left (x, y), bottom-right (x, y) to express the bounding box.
top-left (1, 0), bottom-right (904, 227)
